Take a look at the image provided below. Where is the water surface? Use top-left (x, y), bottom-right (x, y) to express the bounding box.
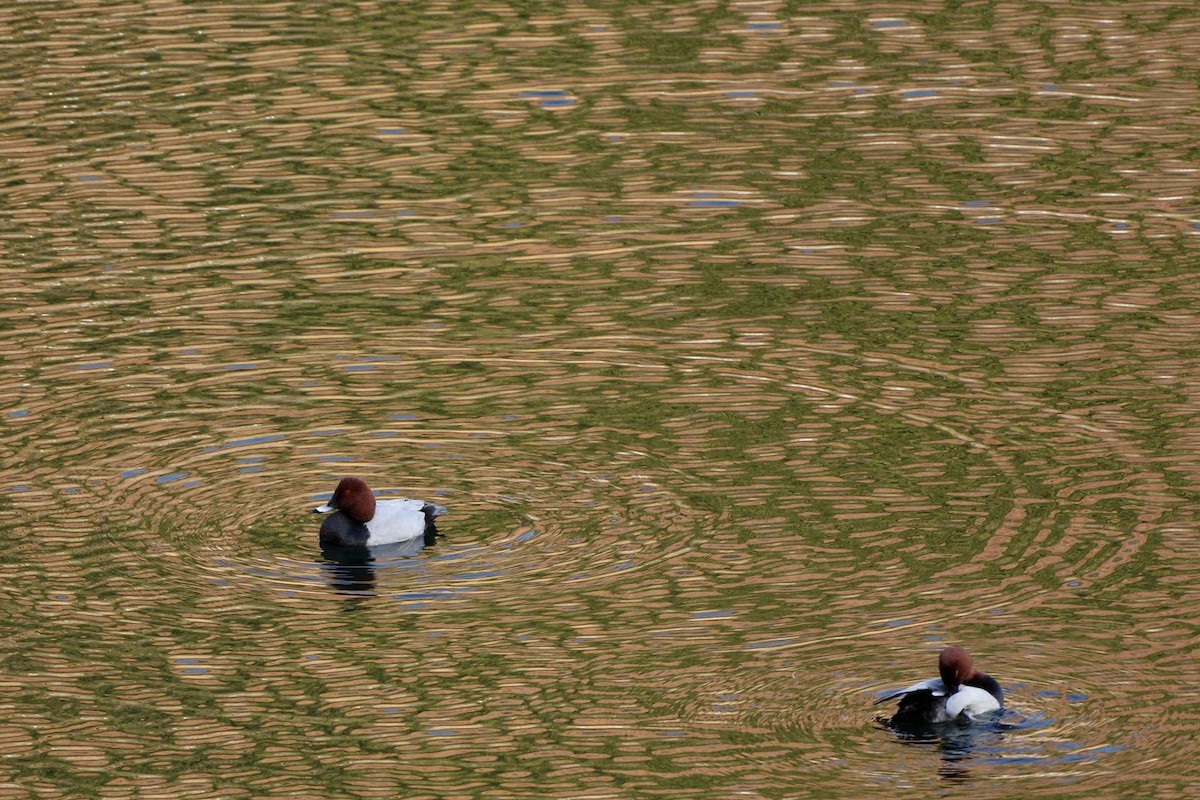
top-left (2, 1), bottom-right (1199, 797)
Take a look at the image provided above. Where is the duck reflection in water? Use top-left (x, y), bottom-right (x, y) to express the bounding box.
top-left (319, 544), bottom-right (378, 595)
top-left (879, 710), bottom-right (1009, 782)
top-left (319, 537), bottom-right (438, 597)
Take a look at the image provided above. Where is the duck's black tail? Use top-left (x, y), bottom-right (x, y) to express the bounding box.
top-left (421, 503), bottom-right (446, 547)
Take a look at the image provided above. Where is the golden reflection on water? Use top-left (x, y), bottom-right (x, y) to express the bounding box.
top-left (2, 0), bottom-right (1200, 796)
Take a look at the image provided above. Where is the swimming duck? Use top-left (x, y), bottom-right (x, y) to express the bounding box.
top-left (313, 477), bottom-right (446, 549)
top-left (876, 646), bottom-right (1003, 725)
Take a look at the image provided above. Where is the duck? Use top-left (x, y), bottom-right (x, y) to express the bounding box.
top-left (313, 476), bottom-right (447, 549)
top-left (875, 646), bottom-right (1003, 726)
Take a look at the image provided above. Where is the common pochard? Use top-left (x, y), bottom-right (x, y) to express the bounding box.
top-left (876, 646), bottom-right (1003, 725)
top-left (313, 477), bottom-right (446, 549)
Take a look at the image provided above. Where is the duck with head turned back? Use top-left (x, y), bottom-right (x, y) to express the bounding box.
top-left (313, 477), bottom-right (447, 549)
top-left (876, 646), bottom-right (1003, 726)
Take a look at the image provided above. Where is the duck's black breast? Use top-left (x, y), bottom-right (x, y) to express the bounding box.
top-left (319, 511), bottom-right (371, 548)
